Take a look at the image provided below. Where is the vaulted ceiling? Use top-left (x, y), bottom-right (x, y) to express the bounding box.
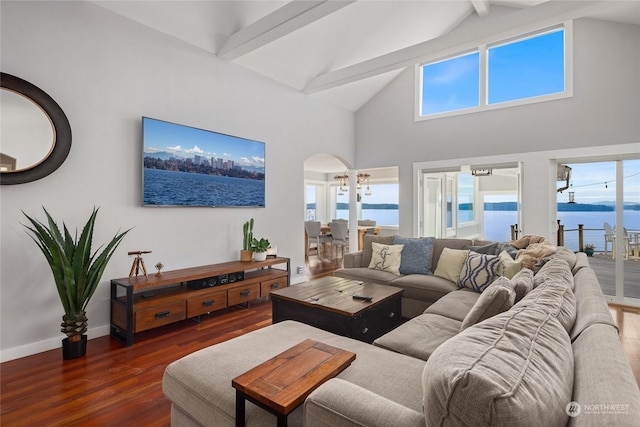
top-left (92, 0), bottom-right (639, 113)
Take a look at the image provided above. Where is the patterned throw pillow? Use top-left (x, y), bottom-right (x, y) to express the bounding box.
top-left (457, 252), bottom-right (501, 292)
top-left (393, 236), bottom-right (435, 275)
top-left (368, 242), bottom-right (404, 275)
top-left (433, 248), bottom-right (469, 283)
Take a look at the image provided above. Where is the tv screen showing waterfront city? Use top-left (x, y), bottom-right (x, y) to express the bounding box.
top-left (142, 117), bottom-right (265, 207)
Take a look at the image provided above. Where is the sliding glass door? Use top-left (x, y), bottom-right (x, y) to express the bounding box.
top-left (557, 159), bottom-right (639, 306)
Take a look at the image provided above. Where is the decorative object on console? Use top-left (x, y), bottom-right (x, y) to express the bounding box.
top-left (128, 250), bottom-right (151, 277)
top-left (241, 218), bottom-right (254, 262)
top-left (250, 237), bottom-right (271, 261)
top-left (155, 262), bottom-right (164, 276)
top-left (22, 207), bottom-right (130, 359)
top-left (266, 246), bottom-right (277, 258)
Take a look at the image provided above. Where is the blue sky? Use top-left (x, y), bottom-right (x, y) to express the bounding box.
top-left (143, 117), bottom-right (265, 170)
top-left (421, 28), bottom-right (564, 114)
top-left (561, 160), bottom-right (640, 204)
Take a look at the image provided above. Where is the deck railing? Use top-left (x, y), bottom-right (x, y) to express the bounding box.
top-left (511, 221), bottom-right (638, 253)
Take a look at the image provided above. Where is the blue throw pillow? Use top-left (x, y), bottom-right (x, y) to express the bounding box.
top-left (393, 236), bottom-right (435, 275)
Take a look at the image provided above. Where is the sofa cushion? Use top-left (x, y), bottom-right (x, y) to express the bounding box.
top-left (552, 246), bottom-right (577, 270)
top-left (570, 324), bottom-right (640, 425)
top-left (334, 267), bottom-right (399, 284)
top-left (423, 307), bottom-right (574, 427)
top-left (163, 321), bottom-right (428, 427)
top-left (393, 236), bottom-right (434, 275)
top-left (424, 288), bottom-right (480, 322)
top-left (457, 251), bottom-right (501, 292)
top-left (498, 249), bottom-right (522, 279)
top-left (373, 313), bottom-right (462, 361)
top-left (510, 267), bottom-right (534, 302)
top-left (433, 248), bottom-right (469, 283)
top-left (368, 242), bottom-right (403, 275)
top-left (460, 276), bottom-right (515, 330)
top-left (431, 238), bottom-right (473, 272)
top-left (569, 266), bottom-right (617, 342)
top-left (362, 235), bottom-right (395, 267)
top-left (390, 274), bottom-right (459, 302)
top-left (533, 257), bottom-right (575, 291)
top-left (515, 259), bottom-right (576, 333)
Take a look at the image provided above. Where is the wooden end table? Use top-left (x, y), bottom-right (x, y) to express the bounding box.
top-left (231, 339), bottom-right (356, 427)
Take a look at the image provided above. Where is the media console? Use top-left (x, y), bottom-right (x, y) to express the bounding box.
top-left (110, 257), bottom-right (290, 346)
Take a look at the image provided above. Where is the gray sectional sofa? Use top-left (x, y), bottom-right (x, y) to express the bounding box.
top-left (335, 235), bottom-right (504, 317)
top-left (162, 239), bottom-right (640, 427)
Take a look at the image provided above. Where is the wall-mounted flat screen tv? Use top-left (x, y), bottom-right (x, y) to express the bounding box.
top-left (142, 117), bottom-right (265, 207)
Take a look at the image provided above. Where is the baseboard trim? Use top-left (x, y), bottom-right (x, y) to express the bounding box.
top-left (0, 325), bottom-right (110, 363)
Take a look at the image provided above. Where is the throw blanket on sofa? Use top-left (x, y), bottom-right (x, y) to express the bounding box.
top-left (516, 241), bottom-right (557, 269)
top-left (510, 234), bottom-right (547, 249)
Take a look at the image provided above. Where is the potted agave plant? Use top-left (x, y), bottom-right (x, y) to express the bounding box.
top-left (22, 207), bottom-right (130, 359)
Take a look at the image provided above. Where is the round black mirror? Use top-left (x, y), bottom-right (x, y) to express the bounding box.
top-left (1, 73), bottom-right (72, 185)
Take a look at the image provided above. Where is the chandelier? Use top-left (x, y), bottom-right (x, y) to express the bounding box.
top-left (334, 170), bottom-right (371, 196)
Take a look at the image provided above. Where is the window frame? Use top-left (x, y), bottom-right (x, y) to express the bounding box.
top-left (415, 22), bottom-right (573, 121)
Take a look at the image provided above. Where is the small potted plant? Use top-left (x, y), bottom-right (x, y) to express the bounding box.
top-left (250, 237), bottom-right (271, 261)
top-left (584, 243), bottom-right (595, 257)
top-left (241, 218), bottom-right (253, 262)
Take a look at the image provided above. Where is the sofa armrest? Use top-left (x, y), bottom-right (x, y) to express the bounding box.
top-left (304, 378), bottom-right (425, 427)
top-left (342, 251), bottom-right (364, 268)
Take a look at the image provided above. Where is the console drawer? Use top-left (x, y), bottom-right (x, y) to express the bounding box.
top-left (228, 283), bottom-right (260, 306)
top-left (261, 277), bottom-right (287, 297)
top-left (187, 289), bottom-right (228, 317)
top-left (135, 301), bottom-right (186, 333)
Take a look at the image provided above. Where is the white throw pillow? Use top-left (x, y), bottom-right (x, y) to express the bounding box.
top-left (498, 250), bottom-right (522, 279)
top-left (433, 248), bottom-right (469, 283)
top-left (368, 242), bottom-right (404, 275)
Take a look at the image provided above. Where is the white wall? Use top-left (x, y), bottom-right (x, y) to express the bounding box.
top-left (356, 18), bottom-right (640, 237)
top-left (0, 1), bottom-right (354, 361)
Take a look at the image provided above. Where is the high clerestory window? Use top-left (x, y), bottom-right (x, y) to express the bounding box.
top-left (417, 24), bottom-right (571, 120)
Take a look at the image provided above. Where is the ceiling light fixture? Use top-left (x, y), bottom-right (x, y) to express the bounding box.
top-left (334, 170), bottom-right (371, 197)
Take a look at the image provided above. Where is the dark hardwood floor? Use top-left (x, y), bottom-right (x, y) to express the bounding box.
top-left (1, 255), bottom-right (638, 426)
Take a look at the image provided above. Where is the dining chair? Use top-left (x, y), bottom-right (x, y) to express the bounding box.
top-left (358, 219), bottom-right (377, 226)
top-left (304, 221), bottom-right (331, 257)
top-left (328, 221), bottom-right (349, 258)
top-left (603, 222), bottom-right (614, 256)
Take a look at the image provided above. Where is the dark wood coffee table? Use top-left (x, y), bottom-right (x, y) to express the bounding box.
top-left (232, 339), bottom-right (356, 427)
top-left (270, 276), bottom-right (403, 343)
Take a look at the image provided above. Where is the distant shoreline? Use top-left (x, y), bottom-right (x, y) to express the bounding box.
top-left (318, 202), bottom-right (640, 211)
